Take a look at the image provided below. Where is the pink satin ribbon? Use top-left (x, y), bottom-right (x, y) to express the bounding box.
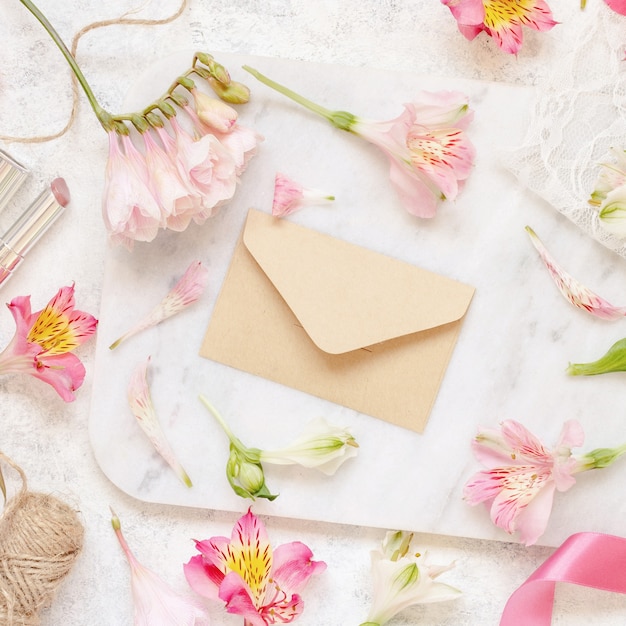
top-left (500, 532), bottom-right (626, 625)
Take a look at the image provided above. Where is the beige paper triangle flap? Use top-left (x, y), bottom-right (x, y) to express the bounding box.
top-left (243, 209), bottom-right (475, 355)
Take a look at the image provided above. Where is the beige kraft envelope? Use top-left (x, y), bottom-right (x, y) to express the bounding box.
top-left (200, 209), bottom-right (475, 433)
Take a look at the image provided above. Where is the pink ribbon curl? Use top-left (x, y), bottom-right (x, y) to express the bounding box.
top-left (500, 532), bottom-right (626, 625)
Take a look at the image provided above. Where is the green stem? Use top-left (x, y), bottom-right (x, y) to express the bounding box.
top-left (19, 0), bottom-right (112, 129)
top-left (199, 395), bottom-right (238, 441)
top-left (242, 65), bottom-right (357, 132)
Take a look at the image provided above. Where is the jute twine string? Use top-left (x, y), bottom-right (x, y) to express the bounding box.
top-left (0, 0), bottom-right (189, 144)
top-left (0, 453), bottom-right (84, 625)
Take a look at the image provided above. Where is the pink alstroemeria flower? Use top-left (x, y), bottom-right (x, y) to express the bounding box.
top-left (184, 508), bottom-right (326, 625)
top-left (110, 261), bottom-right (208, 350)
top-left (464, 419), bottom-right (585, 546)
top-left (526, 226), bottom-right (626, 320)
top-left (0, 284), bottom-right (97, 401)
top-left (243, 66), bottom-right (475, 218)
top-left (272, 172), bottom-right (335, 217)
top-left (441, 0), bottom-right (557, 55)
top-left (464, 419), bottom-right (626, 545)
top-left (111, 510), bottom-right (211, 626)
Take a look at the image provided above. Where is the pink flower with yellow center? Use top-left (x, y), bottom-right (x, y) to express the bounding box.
top-left (0, 284), bottom-right (97, 401)
top-left (464, 419), bottom-right (626, 546)
top-left (184, 508), bottom-right (326, 625)
top-left (243, 66), bottom-right (475, 218)
top-left (441, 0), bottom-right (557, 55)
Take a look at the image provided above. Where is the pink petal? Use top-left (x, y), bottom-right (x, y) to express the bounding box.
top-left (32, 352), bottom-right (85, 402)
top-left (218, 571), bottom-right (265, 626)
top-left (514, 481), bottom-right (557, 546)
top-left (557, 419), bottom-right (585, 450)
top-left (487, 21), bottom-right (525, 55)
top-left (183, 555), bottom-right (222, 601)
top-left (441, 0), bottom-right (486, 26)
top-left (488, 467), bottom-right (549, 534)
top-left (110, 261), bottom-right (208, 349)
top-left (272, 541), bottom-right (327, 593)
top-left (272, 172), bottom-right (304, 216)
top-left (526, 226), bottom-right (626, 320)
top-left (499, 419), bottom-right (551, 463)
top-left (127, 357), bottom-right (192, 487)
top-left (605, 0), bottom-right (626, 13)
top-left (387, 158), bottom-right (441, 218)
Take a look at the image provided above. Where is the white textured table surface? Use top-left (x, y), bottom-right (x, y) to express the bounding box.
top-left (2, 1), bottom-right (626, 624)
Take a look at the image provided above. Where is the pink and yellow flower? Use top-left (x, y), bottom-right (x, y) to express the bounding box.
top-left (441, 0), bottom-right (557, 55)
top-left (272, 172), bottom-right (335, 217)
top-left (184, 508), bottom-right (326, 625)
top-left (0, 284), bottom-right (97, 401)
top-left (111, 509), bottom-right (211, 626)
top-left (526, 225), bottom-right (626, 320)
top-left (243, 66), bottom-right (475, 218)
top-left (464, 419), bottom-right (626, 545)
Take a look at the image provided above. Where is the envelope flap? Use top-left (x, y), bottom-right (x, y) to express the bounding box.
top-left (243, 209), bottom-right (475, 355)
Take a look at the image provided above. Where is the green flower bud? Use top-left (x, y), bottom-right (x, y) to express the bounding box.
top-left (579, 445), bottom-right (626, 470)
top-left (207, 77), bottom-right (250, 104)
top-left (567, 337), bottom-right (626, 376)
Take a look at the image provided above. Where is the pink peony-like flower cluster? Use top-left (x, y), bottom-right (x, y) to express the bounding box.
top-left (102, 89), bottom-right (261, 250)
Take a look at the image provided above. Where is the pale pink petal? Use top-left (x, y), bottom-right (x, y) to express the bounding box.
top-left (488, 467), bottom-right (549, 535)
top-left (404, 94), bottom-right (474, 129)
top-left (387, 158), bottom-right (441, 218)
top-left (128, 357), bottom-right (192, 487)
top-left (514, 481), bottom-right (556, 546)
top-left (112, 512), bottom-right (211, 625)
top-left (103, 133), bottom-right (162, 249)
top-left (110, 261), bottom-right (208, 349)
top-left (526, 226), bottom-right (626, 320)
top-left (142, 131), bottom-right (201, 224)
top-left (556, 419), bottom-right (585, 450)
top-left (499, 419), bottom-right (551, 463)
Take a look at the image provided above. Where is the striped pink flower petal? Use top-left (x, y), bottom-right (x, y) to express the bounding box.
top-left (110, 261), bottom-right (208, 349)
top-left (128, 357), bottom-right (192, 488)
top-left (526, 226), bottom-right (626, 320)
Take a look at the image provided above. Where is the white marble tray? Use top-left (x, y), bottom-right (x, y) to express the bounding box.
top-left (89, 51), bottom-right (626, 547)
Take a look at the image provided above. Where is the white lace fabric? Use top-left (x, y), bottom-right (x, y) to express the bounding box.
top-left (504, 3), bottom-right (626, 258)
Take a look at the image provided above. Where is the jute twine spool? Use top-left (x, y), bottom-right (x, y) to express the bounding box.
top-left (0, 453), bottom-right (84, 625)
